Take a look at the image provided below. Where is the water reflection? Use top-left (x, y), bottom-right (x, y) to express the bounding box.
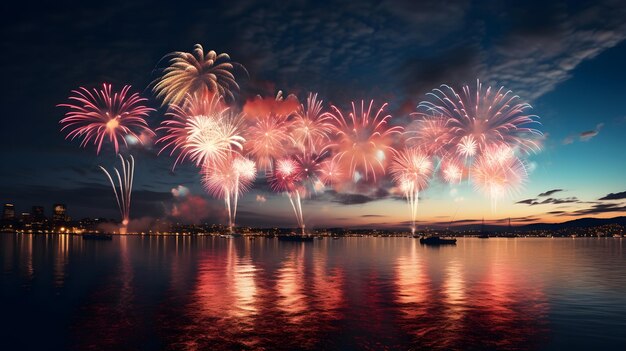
top-left (3, 236), bottom-right (626, 350)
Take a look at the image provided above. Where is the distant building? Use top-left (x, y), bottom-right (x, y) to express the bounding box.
top-left (2, 204), bottom-right (15, 221)
top-left (31, 206), bottom-right (45, 220)
top-left (52, 204), bottom-right (67, 222)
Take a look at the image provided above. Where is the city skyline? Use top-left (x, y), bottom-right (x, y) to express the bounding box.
top-left (1, 1), bottom-right (625, 231)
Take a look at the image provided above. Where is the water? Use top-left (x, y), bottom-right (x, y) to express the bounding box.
top-left (2, 234), bottom-right (626, 350)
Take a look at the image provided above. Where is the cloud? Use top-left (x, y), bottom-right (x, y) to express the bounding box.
top-left (563, 123), bottom-right (605, 144)
top-left (516, 196), bottom-right (579, 206)
top-left (567, 202), bottom-right (626, 216)
top-left (579, 123), bottom-right (604, 141)
top-left (361, 214), bottom-right (386, 218)
top-left (599, 191), bottom-right (626, 200)
top-left (332, 193), bottom-right (377, 205)
top-left (538, 189), bottom-right (563, 197)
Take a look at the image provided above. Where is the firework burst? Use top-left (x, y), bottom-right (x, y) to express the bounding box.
top-left (243, 92), bottom-right (297, 172)
top-left (158, 92), bottom-right (245, 169)
top-left (58, 83), bottom-right (154, 155)
top-left (416, 80), bottom-right (542, 156)
top-left (153, 44), bottom-right (245, 106)
top-left (292, 93), bottom-right (333, 154)
top-left (390, 148), bottom-right (433, 234)
top-left (471, 144), bottom-right (527, 211)
top-left (328, 100), bottom-right (403, 182)
top-left (269, 158), bottom-right (308, 234)
top-left (202, 155), bottom-right (256, 233)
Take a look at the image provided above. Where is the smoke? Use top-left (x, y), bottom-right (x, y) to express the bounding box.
top-left (243, 93), bottom-right (299, 118)
top-left (171, 185), bottom-right (190, 198)
top-left (97, 216), bottom-right (170, 233)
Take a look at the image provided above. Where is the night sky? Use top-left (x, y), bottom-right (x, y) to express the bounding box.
top-left (1, 0), bottom-right (625, 229)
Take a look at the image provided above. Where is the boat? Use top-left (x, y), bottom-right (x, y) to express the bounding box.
top-left (82, 233), bottom-right (113, 240)
top-left (419, 236), bottom-right (457, 245)
top-left (278, 235), bottom-right (314, 242)
top-left (332, 236), bottom-right (341, 240)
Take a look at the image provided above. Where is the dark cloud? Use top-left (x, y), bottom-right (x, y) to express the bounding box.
top-left (563, 123), bottom-right (605, 144)
top-left (538, 189), bottom-right (563, 197)
top-left (361, 214), bottom-right (386, 218)
top-left (567, 202), bottom-right (626, 216)
top-left (516, 197), bottom-right (580, 206)
top-left (332, 193), bottom-right (377, 205)
top-left (599, 191), bottom-right (626, 200)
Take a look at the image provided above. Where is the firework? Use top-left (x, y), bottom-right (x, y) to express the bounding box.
top-left (390, 148), bottom-right (433, 234)
top-left (99, 155), bottom-right (135, 234)
top-left (441, 158), bottom-right (464, 184)
top-left (152, 44), bottom-right (244, 106)
top-left (269, 158), bottom-right (307, 234)
top-left (415, 80), bottom-right (542, 156)
top-left (58, 84), bottom-right (154, 155)
top-left (294, 152), bottom-right (327, 195)
top-left (318, 157), bottom-right (345, 187)
top-left (328, 100), bottom-right (403, 182)
top-left (243, 92), bottom-right (297, 172)
top-left (406, 115), bottom-right (452, 157)
top-left (471, 144), bottom-right (527, 211)
top-left (202, 155), bottom-right (256, 233)
top-left (158, 92), bottom-right (245, 169)
top-left (292, 93), bottom-right (333, 154)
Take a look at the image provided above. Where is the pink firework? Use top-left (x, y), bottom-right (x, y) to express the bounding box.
top-left (415, 80), bottom-right (542, 155)
top-left (318, 157), bottom-right (346, 187)
top-left (58, 83), bottom-right (155, 155)
top-left (202, 155), bottom-right (256, 233)
top-left (158, 92), bottom-right (244, 169)
top-left (269, 158), bottom-right (307, 234)
top-left (440, 158), bottom-right (464, 184)
top-left (243, 92), bottom-right (297, 172)
top-left (294, 152), bottom-right (327, 195)
top-left (390, 148), bottom-right (433, 234)
top-left (406, 114), bottom-right (452, 157)
top-left (471, 144), bottom-right (527, 211)
top-left (292, 93), bottom-right (333, 154)
top-left (328, 100), bottom-right (403, 182)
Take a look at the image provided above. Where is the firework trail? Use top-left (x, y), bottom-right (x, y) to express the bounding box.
top-left (152, 44), bottom-right (245, 106)
top-left (58, 83), bottom-right (154, 155)
top-left (269, 158), bottom-right (308, 234)
top-left (292, 93), bottom-right (333, 154)
top-left (202, 155), bottom-right (256, 233)
top-left (99, 155), bottom-right (135, 234)
top-left (158, 92), bottom-right (245, 169)
top-left (243, 92), bottom-right (298, 173)
top-left (390, 148), bottom-right (433, 234)
top-left (415, 79), bottom-right (543, 157)
top-left (327, 100), bottom-right (403, 182)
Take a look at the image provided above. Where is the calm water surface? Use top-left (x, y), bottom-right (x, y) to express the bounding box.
top-left (2, 235), bottom-right (625, 350)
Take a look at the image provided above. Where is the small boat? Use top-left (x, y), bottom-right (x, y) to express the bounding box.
top-left (82, 233), bottom-right (113, 241)
top-left (278, 235), bottom-right (314, 242)
top-left (419, 236), bottom-right (457, 245)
